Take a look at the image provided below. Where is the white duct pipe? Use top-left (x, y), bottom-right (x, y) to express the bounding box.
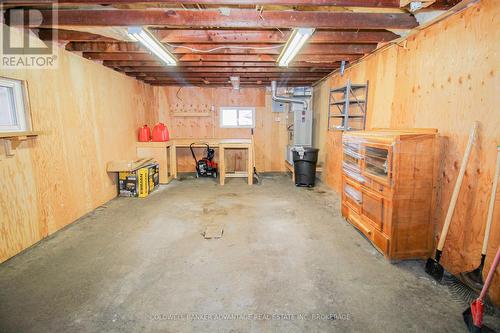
top-left (271, 81), bottom-right (308, 110)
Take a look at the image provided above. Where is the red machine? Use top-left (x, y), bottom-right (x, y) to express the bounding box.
top-left (190, 142), bottom-right (218, 178)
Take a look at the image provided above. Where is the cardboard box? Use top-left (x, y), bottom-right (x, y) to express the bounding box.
top-left (118, 162), bottom-right (159, 197)
top-left (107, 158), bottom-right (154, 172)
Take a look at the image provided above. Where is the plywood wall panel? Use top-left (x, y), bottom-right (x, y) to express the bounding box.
top-left (0, 143), bottom-right (42, 261)
top-left (0, 28), bottom-right (154, 262)
top-left (314, 0), bottom-right (500, 303)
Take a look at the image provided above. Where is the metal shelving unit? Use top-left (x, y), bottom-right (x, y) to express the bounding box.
top-left (328, 80), bottom-right (369, 131)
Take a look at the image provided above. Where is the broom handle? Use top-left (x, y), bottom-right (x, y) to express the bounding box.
top-left (437, 122), bottom-right (478, 251)
top-left (481, 146), bottom-right (500, 255)
top-left (480, 246), bottom-right (500, 301)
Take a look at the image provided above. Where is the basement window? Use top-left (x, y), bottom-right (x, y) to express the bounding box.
top-left (220, 107), bottom-right (255, 128)
top-left (0, 77), bottom-right (31, 133)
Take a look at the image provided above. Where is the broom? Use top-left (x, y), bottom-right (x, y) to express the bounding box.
top-left (443, 145), bottom-right (500, 308)
top-left (460, 145), bottom-right (500, 292)
top-left (250, 129), bottom-right (261, 185)
top-left (425, 122), bottom-right (478, 281)
top-left (462, 246), bottom-right (500, 333)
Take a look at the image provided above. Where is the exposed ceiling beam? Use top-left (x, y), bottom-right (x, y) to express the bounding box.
top-left (154, 29), bottom-right (399, 44)
top-left (178, 54), bottom-right (358, 62)
top-left (37, 29), bottom-right (118, 42)
top-left (84, 52), bottom-right (358, 63)
top-left (31, 9), bottom-right (418, 29)
top-left (141, 54), bottom-right (273, 62)
top-left (186, 43), bottom-right (376, 54)
top-left (296, 54), bottom-right (359, 63)
top-left (39, 28), bottom-right (398, 44)
top-left (119, 67), bottom-right (335, 73)
top-left (139, 79), bottom-right (327, 85)
top-left (102, 61), bottom-right (340, 68)
top-left (130, 79), bottom-right (330, 84)
top-left (67, 42), bottom-right (376, 55)
top-left (143, 79), bottom-right (322, 84)
top-left (139, 74), bottom-right (323, 78)
top-left (83, 53), bottom-right (282, 62)
top-left (144, 81), bottom-right (323, 86)
top-left (72, 42), bottom-right (286, 54)
top-left (133, 72), bottom-right (328, 78)
top-left (2, 0), bottom-right (401, 7)
top-left (147, 82), bottom-right (319, 86)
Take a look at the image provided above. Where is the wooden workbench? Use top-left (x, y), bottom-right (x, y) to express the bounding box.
top-left (136, 138), bottom-right (253, 185)
top-left (136, 141), bottom-right (175, 184)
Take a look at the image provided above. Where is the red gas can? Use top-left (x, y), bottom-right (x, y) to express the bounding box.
top-left (138, 125), bottom-right (151, 142)
top-left (152, 123), bottom-right (170, 142)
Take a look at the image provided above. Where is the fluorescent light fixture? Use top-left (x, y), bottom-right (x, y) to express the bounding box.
top-left (127, 27), bottom-right (177, 66)
top-left (277, 28), bottom-right (315, 67)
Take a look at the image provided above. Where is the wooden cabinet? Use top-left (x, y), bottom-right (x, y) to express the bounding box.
top-left (341, 129), bottom-right (438, 261)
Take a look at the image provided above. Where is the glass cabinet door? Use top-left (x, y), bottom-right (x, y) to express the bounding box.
top-left (343, 181), bottom-right (362, 213)
top-left (363, 144), bottom-right (391, 185)
top-left (342, 141), bottom-right (365, 183)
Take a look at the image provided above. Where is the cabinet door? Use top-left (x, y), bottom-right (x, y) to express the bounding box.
top-left (343, 140), bottom-right (366, 183)
top-left (344, 182), bottom-right (362, 213)
top-left (343, 142), bottom-right (362, 170)
top-left (362, 143), bottom-right (393, 186)
top-left (361, 188), bottom-right (384, 230)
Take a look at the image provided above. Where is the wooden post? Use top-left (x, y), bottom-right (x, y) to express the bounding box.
top-left (248, 144), bottom-right (253, 185)
top-left (170, 144), bottom-right (177, 179)
top-left (219, 145), bottom-right (225, 185)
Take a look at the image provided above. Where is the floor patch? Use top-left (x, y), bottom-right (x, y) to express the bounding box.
top-left (203, 224), bottom-right (224, 239)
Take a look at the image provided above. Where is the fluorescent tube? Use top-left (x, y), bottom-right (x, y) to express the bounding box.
top-left (127, 27), bottom-right (177, 66)
top-left (277, 28), bottom-right (315, 67)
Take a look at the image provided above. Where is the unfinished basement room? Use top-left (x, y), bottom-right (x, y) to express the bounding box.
top-left (0, 0), bottom-right (499, 332)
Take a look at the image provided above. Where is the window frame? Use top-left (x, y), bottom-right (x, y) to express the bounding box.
top-left (0, 77), bottom-right (31, 134)
top-left (219, 107), bottom-right (256, 129)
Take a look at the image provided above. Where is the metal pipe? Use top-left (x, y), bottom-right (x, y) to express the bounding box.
top-left (271, 81), bottom-right (308, 110)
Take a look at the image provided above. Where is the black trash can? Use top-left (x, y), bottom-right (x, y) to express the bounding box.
top-left (293, 147), bottom-right (319, 187)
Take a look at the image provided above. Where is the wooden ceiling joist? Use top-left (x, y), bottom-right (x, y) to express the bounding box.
top-left (102, 61), bottom-right (340, 68)
top-left (133, 72), bottom-right (328, 78)
top-left (128, 75), bottom-right (332, 81)
top-left (37, 29), bottom-right (117, 42)
top-left (153, 29), bottom-right (399, 44)
top-left (119, 67), bottom-right (335, 73)
top-left (145, 81), bottom-right (324, 86)
top-left (85, 54), bottom-right (357, 68)
top-left (84, 53), bottom-right (282, 62)
top-left (3, 0), bottom-right (402, 7)
top-left (40, 28), bottom-right (397, 45)
top-left (32, 10), bottom-right (418, 29)
top-left (145, 80), bottom-right (321, 85)
top-left (67, 42), bottom-right (376, 55)
top-left (178, 54), bottom-right (358, 62)
top-left (174, 43), bottom-right (371, 55)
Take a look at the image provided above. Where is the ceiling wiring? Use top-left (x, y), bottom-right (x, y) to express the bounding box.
top-left (165, 43), bottom-right (284, 53)
top-left (275, 27), bottom-right (286, 37)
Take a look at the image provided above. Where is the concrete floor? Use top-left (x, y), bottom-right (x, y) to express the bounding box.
top-left (0, 175), bottom-right (498, 332)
